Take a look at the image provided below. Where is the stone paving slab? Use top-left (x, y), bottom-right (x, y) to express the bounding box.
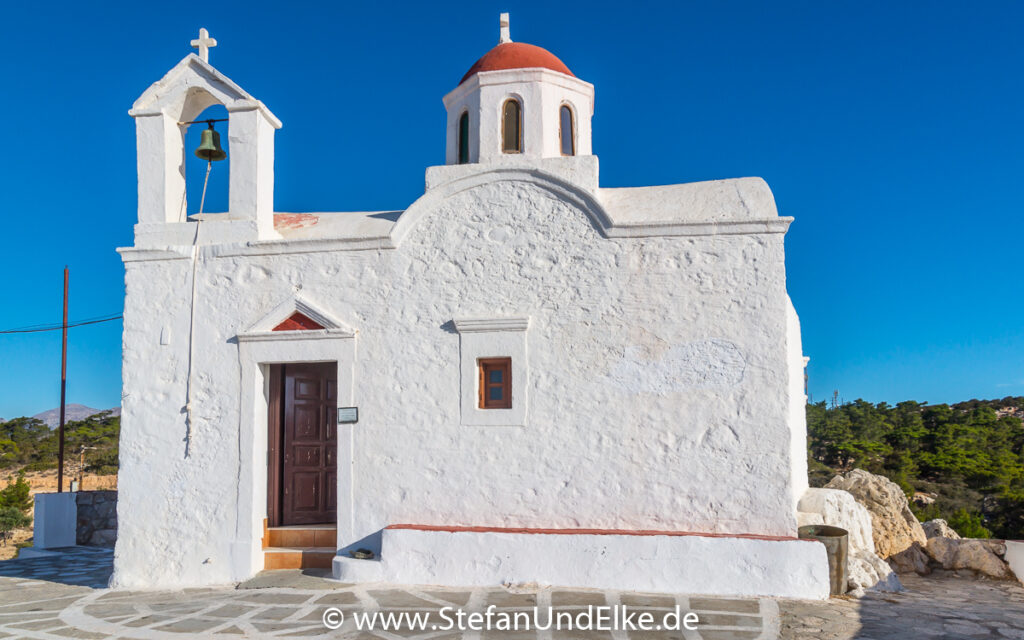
top-left (0, 547), bottom-right (1023, 638)
top-left (779, 571), bottom-right (1024, 639)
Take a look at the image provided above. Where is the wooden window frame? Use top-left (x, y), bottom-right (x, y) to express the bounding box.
top-left (478, 357), bottom-right (512, 409)
top-left (501, 99), bottom-right (522, 154)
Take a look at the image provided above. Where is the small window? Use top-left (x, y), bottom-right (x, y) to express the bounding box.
top-left (458, 112), bottom-right (470, 164)
top-left (478, 358), bottom-right (512, 409)
top-left (559, 105), bottom-right (575, 156)
top-left (501, 99), bottom-right (522, 154)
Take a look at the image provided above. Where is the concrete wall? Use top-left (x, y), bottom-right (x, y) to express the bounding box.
top-left (33, 491), bottom-right (119, 551)
top-left (1006, 541), bottom-right (1024, 586)
top-left (113, 172), bottom-right (801, 588)
top-left (33, 493), bottom-right (77, 549)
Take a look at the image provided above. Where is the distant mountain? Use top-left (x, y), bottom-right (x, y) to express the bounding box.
top-left (32, 404), bottom-right (121, 428)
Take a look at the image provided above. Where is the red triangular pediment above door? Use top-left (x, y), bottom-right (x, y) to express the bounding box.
top-left (272, 312), bottom-right (326, 332)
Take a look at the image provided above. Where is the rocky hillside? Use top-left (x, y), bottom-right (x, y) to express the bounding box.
top-left (31, 404), bottom-right (120, 429)
top-left (807, 396), bottom-right (1024, 540)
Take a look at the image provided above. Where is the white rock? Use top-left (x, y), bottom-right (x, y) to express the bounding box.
top-left (848, 549), bottom-right (903, 594)
top-left (797, 511), bottom-right (824, 527)
top-left (798, 487), bottom-right (901, 594)
top-left (798, 488), bottom-right (875, 555)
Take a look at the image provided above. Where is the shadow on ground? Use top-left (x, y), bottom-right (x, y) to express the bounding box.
top-left (0, 545), bottom-right (112, 588)
top-left (779, 571), bottom-right (1024, 639)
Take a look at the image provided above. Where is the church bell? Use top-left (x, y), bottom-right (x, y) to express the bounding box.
top-left (194, 122), bottom-right (227, 162)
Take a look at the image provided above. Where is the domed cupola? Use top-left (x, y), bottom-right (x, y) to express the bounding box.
top-left (459, 42), bottom-right (575, 84)
top-left (443, 14), bottom-right (594, 165)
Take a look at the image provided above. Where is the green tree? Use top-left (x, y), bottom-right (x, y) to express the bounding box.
top-left (947, 508), bottom-right (992, 539)
top-left (0, 506), bottom-right (30, 533)
top-left (0, 473), bottom-right (32, 514)
top-left (807, 396), bottom-right (1024, 538)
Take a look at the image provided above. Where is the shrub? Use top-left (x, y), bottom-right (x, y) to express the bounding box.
top-left (0, 506), bottom-right (30, 532)
top-left (0, 473), bottom-right (31, 514)
top-left (947, 508), bottom-right (992, 539)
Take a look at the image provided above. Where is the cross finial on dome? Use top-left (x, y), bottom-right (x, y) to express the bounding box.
top-left (499, 13), bottom-right (512, 44)
top-left (191, 28), bottom-right (217, 63)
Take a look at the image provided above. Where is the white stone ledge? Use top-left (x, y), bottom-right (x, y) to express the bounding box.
top-left (365, 527), bottom-right (829, 599)
top-left (117, 247), bottom-right (192, 262)
top-left (236, 328), bottom-right (355, 343)
top-left (605, 217), bottom-right (793, 238)
top-left (213, 236), bottom-right (396, 257)
top-left (453, 317), bottom-right (531, 333)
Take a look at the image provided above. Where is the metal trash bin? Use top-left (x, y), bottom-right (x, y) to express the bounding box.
top-left (799, 524), bottom-right (849, 596)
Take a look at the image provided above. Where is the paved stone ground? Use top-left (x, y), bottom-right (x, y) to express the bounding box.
top-left (780, 572), bottom-right (1024, 639)
top-left (0, 548), bottom-right (1022, 638)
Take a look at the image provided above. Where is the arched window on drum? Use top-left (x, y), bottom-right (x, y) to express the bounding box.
top-left (559, 104), bottom-right (575, 156)
top-left (501, 99), bottom-right (522, 153)
top-left (457, 111), bottom-right (470, 164)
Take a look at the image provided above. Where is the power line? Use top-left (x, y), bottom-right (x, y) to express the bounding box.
top-left (0, 314), bottom-right (123, 334)
top-left (1, 313), bottom-right (124, 332)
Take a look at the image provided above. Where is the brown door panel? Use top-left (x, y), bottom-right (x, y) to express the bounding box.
top-left (281, 363), bottom-right (338, 525)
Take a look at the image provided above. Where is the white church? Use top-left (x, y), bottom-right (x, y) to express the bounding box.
top-left (113, 17), bottom-right (830, 599)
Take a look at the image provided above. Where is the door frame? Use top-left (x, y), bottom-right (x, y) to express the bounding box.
top-left (267, 365), bottom-right (283, 527)
top-left (236, 315), bottom-right (355, 580)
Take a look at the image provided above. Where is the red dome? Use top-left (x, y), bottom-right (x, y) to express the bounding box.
top-left (460, 42), bottom-right (574, 85)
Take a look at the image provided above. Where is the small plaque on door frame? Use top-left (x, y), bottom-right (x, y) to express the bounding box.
top-left (337, 407), bottom-right (359, 424)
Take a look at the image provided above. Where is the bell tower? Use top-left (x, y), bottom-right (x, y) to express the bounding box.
top-left (129, 29), bottom-right (282, 245)
top-left (443, 14), bottom-right (594, 166)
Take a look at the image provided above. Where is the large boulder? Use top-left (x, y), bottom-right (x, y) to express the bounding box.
top-left (798, 488), bottom-right (875, 555)
top-left (798, 488), bottom-right (902, 594)
top-left (796, 511), bottom-right (824, 527)
top-left (925, 536), bottom-right (959, 567)
top-left (920, 516), bottom-right (1015, 579)
top-left (922, 519), bottom-right (960, 540)
top-left (888, 544), bottom-right (931, 575)
top-left (979, 539), bottom-right (1006, 557)
top-left (920, 517), bottom-right (1014, 578)
top-left (932, 539), bottom-right (1012, 578)
top-left (825, 469), bottom-right (928, 560)
top-left (952, 541), bottom-right (1011, 578)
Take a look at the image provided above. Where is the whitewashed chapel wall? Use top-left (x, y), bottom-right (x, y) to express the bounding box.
top-left (114, 178), bottom-right (799, 587)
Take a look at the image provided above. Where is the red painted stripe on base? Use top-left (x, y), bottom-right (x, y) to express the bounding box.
top-left (386, 524), bottom-right (808, 542)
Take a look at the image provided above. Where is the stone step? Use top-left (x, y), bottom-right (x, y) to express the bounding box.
top-left (263, 547), bottom-right (335, 570)
top-left (266, 526), bottom-right (337, 548)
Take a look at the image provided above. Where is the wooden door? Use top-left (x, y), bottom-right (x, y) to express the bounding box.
top-left (280, 363), bottom-right (337, 525)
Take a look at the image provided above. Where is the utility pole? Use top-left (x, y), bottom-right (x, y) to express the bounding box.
top-left (57, 267), bottom-right (68, 493)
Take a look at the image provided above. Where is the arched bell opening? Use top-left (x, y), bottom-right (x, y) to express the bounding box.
top-left (132, 53), bottom-right (280, 237)
top-left (182, 103), bottom-right (230, 217)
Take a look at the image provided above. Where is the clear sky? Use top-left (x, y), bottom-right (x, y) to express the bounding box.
top-left (0, 0), bottom-right (1021, 418)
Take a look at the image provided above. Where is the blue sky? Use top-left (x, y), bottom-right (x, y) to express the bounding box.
top-left (0, 0), bottom-right (1021, 418)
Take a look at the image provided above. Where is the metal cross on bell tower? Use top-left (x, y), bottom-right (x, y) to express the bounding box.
top-left (191, 28), bottom-right (217, 63)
